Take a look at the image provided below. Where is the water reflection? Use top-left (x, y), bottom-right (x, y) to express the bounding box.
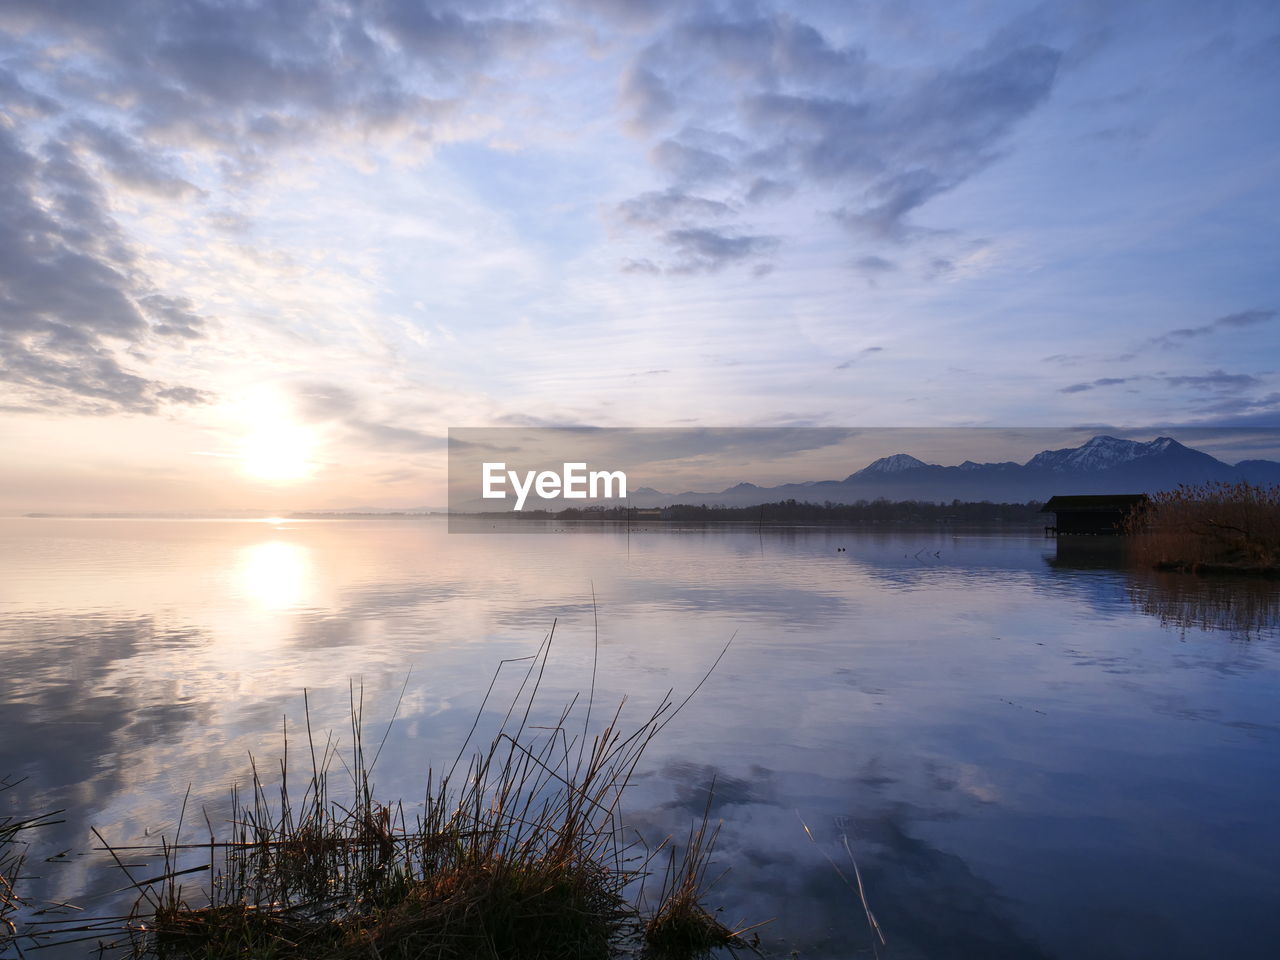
top-left (0, 614), bottom-right (219, 926)
top-left (1046, 535), bottom-right (1131, 571)
top-left (631, 760), bottom-right (1053, 959)
top-left (1047, 535), bottom-right (1280, 640)
top-left (235, 540), bottom-right (313, 610)
top-left (1128, 571), bottom-right (1280, 640)
top-left (1, 519), bottom-right (1278, 959)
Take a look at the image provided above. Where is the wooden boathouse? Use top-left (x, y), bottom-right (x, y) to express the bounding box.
top-left (1042, 494), bottom-right (1149, 536)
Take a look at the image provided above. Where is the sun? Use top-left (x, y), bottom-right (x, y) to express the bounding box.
top-left (239, 421), bottom-right (317, 483)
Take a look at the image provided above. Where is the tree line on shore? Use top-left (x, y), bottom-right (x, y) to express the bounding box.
top-left (511, 499), bottom-right (1048, 525)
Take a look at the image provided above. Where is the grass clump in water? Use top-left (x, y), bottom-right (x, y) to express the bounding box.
top-left (643, 796), bottom-right (739, 959)
top-left (105, 627), bottom-right (743, 960)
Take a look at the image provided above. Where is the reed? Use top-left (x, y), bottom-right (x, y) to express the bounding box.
top-left (1127, 481), bottom-right (1280, 574)
top-left (93, 626), bottom-right (741, 960)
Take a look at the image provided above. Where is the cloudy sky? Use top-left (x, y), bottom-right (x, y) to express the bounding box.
top-left (1, 0), bottom-right (1277, 511)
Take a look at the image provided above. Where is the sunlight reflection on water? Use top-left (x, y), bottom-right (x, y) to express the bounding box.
top-left (235, 540), bottom-right (313, 611)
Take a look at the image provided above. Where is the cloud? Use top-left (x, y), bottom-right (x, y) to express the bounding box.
top-left (449, 427), bottom-right (866, 473)
top-left (1186, 392), bottom-right (1280, 427)
top-left (563, 0), bottom-right (679, 29)
top-left (628, 11), bottom-right (868, 103)
top-left (1044, 351), bottom-right (1137, 366)
top-left (834, 169), bottom-right (949, 241)
top-left (1148, 308), bottom-right (1276, 348)
top-left (294, 383), bottom-right (360, 421)
top-left (614, 188), bottom-right (733, 227)
top-left (851, 255), bottom-right (897, 283)
top-left (292, 381), bottom-right (443, 452)
top-left (491, 412), bottom-right (586, 428)
top-left (0, 126), bottom-right (210, 414)
top-left (346, 418), bottom-right (446, 452)
top-left (1059, 376), bottom-right (1133, 393)
top-left (785, 42), bottom-right (1061, 239)
top-left (926, 256), bottom-right (955, 278)
top-left (0, 339), bottom-right (211, 415)
top-left (621, 257), bottom-right (661, 274)
top-left (138, 295), bottom-right (208, 340)
top-left (1215, 309), bottom-right (1276, 329)
top-left (1161, 370), bottom-right (1260, 390)
top-left (615, 138), bottom-right (774, 273)
top-left (745, 176), bottom-right (795, 203)
top-left (69, 121), bottom-right (205, 200)
top-left (1060, 370), bottom-right (1261, 394)
top-left (0, 1), bottom-right (552, 159)
top-left (615, 7), bottom-right (1062, 270)
top-left (620, 64), bottom-right (677, 133)
top-left (0, 64), bottom-right (59, 118)
top-left (376, 3), bottom-right (547, 77)
top-left (661, 227), bottom-right (779, 274)
top-left (835, 346), bottom-right (885, 371)
top-left (651, 137), bottom-right (735, 185)
top-left (0, 0), bottom-right (566, 417)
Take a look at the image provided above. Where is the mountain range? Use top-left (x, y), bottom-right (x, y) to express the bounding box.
top-left (607, 435), bottom-right (1280, 509)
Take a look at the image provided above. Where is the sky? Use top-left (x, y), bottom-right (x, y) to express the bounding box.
top-left (1, 0), bottom-right (1278, 512)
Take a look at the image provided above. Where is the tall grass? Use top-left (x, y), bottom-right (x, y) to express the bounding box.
top-left (1128, 481), bottom-right (1280, 574)
top-left (92, 626), bottom-right (743, 959)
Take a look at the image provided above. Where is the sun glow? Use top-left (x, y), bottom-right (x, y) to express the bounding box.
top-left (241, 427), bottom-right (317, 483)
top-left (235, 391), bottom-right (322, 483)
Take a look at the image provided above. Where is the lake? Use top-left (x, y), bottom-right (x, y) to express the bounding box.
top-left (2, 517), bottom-right (1278, 959)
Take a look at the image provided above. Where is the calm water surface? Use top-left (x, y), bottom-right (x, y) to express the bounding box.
top-left (2, 517), bottom-right (1278, 959)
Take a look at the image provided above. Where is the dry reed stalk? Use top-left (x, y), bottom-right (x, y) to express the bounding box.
top-left (1128, 482), bottom-right (1280, 573)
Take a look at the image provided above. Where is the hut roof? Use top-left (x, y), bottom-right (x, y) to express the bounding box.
top-left (1041, 494), bottom-right (1150, 513)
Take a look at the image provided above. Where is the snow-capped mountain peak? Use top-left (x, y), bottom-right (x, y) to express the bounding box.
top-left (854, 453), bottom-right (932, 476)
top-left (1025, 435), bottom-right (1186, 472)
